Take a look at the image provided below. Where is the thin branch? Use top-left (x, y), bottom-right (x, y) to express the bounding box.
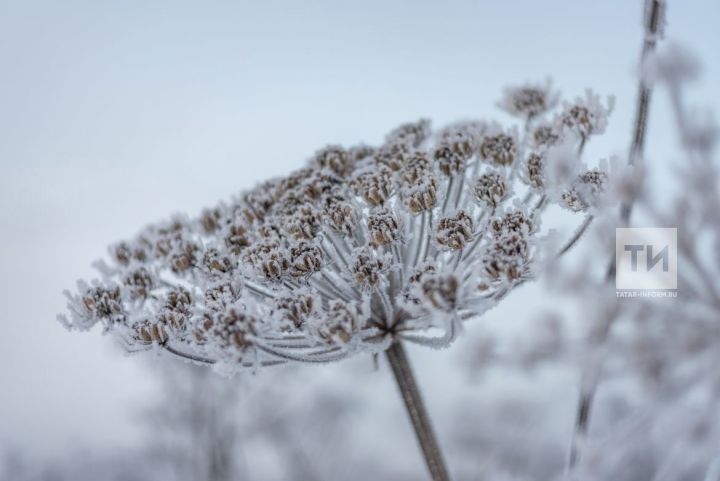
top-left (557, 215), bottom-right (594, 258)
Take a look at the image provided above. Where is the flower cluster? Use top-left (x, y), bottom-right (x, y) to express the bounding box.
top-left (59, 83), bottom-right (611, 371)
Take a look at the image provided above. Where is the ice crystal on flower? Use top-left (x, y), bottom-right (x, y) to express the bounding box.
top-left (59, 83), bottom-right (611, 371)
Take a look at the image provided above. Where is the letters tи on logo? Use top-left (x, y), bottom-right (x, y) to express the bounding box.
top-left (616, 228), bottom-right (677, 295)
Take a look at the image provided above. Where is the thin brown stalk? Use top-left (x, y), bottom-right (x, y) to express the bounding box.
top-left (385, 341), bottom-right (451, 481)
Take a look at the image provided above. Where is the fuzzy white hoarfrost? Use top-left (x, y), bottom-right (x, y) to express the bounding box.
top-left (58, 84), bottom-right (611, 372)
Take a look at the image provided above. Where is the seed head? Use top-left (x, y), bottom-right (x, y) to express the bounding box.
top-left (474, 171), bottom-right (508, 207)
top-left (317, 300), bottom-right (366, 344)
top-left (289, 241), bottom-right (324, 277)
top-left (558, 90), bottom-right (614, 139)
top-left (491, 210), bottom-right (535, 238)
top-left (403, 173), bottom-right (439, 213)
top-left (561, 168), bottom-right (609, 212)
top-left (420, 272), bottom-right (460, 313)
top-left (350, 248), bottom-right (388, 289)
top-left (483, 232), bottom-right (529, 282)
top-left (479, 130), bottom-right (517, 166)
top-left (499, 81), bottom-right (558, 119)
top-left (59, 82), bottom-right (611, 369)
top-left (273, 289), bottom-right (319, 329)
top-left (367, 208), bottom-right (402, 246)
top-left (312, 145), bottom-right (352, 177)
top-left (525, 152), bottom-right (545, 189)
top-left (351, 166), bottom-right (394, 206)
top-left (436, 211), bottom-right (475, 251)
top-left (385, 119), bottom-right (431, 147)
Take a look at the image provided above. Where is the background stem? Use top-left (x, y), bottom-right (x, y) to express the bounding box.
top-left (566, 0), bottom-right (665, 476)
top-left (385, 341), bottom-right (451, 481)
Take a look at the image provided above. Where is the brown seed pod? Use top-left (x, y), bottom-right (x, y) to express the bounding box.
top-left (135, 319), bottom-right (168, 345)
top-left (507, 87), bottom-right (550, 118)
top-left (322, 195), bottom-right (358, 237)
top-left (318, 300), bottom-right (364, 343)
top-left (433, 144), bottom-right (465, 176)
top-left (561, 169), bottom-right (608, 212)
top-left (401, 151), bottom-right (431, 185)
top-left (170, 242), bottom-right (199, 274)
top-left (112, 242), bottom-right (147, 266)
top-left (82, 285), bottom-right (124, 321)
top-left (208, 308), bottom-right (257, 351)
top-left (273, 290), bottom-right (317, 329)
top-left (350, 248), bottom-right (387, 288)
top-left (199, 207), bottom-right (224, 234)
top-left (561, 105), bottom-right (593, 137)
top-left (312, 145), bottom-right (352, 177)
top-left (384, 119), bottom-right (431, 148)
top-left (202, 248), bottom-right (234, 275)
top-left (421, 273), bottom-right (459, 312)
top-left (123, 267), bottom-right (154, 300)
top-left (479, 133), bottom-right (517, 166)
top-left (403, 173), bottom-right (439, 213)
top-left (244, 242), bottom-right (290, 282)
top-left (350, 166), bottom-right (394, 206)
top-left (303, 170), bottom-right (342, 200)
top-left (367, 208), bottom-right (401, 246)
top-left (436, 211), bottom-right (475, 250)
top-left (526, 152), bottom-right (545, 189)
top-left (474, 172), bottom-right (508, 207)
top-left (532, 124), bottom-right (560, 147)
top-left (374, 141), bottom-right (412, 171)
top-left (224, 222), bottom-right (251, 255)
top-left (289, 241), bottom-right (324, 277)
top-left (491, 210), bottom-right (535, 238)
top-left (284, 204), bottom-right (322, 240)
top-left (483, 232), bottom-right (529, 281)
top-left (203, 282), bottom-right (241, 312)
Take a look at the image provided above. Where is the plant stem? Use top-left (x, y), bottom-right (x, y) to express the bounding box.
top-left (566, 0), bottom-right (664, 476)
top-left (385, 341), bottom-right (451, 481)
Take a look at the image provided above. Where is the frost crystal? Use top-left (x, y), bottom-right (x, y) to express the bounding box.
top-left (59, 83), bottom-right (611, 370)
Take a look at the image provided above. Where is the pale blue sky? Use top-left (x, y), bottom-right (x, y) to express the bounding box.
top-left (0, 0), bottom-right (718, 460)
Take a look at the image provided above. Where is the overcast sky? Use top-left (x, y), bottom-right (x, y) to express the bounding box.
top-left (0, 0), bottom-right (718, 461)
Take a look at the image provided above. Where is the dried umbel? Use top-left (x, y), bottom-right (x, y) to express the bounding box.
top-left (558, 90), bottom-right (614, 139)
top-left (420, 272), bottom-right (460, 313)
top-left (403, 173), bottom-right (439, 213)
top-left (561, 168), bottom-right (609, 212)
top-left (435, 211), bottom-right (474, 251)
top-left (532, 123), bottom-right (561, 147)
top-left (317, 300), bottom-right (365, 344)
top-left (367, 208), bottom-right (401, 247)
top-left (350, 248), bottom-right (388, 289)
top-left (474, 171), bottom-right (508, 207)
top-left (482, 232), bottom-right (530, 282)
top-left (59, 82), bottom-right (610, 368)
top-left (499, 81), bottom-right (559, 119)
top-left (312, 145), bottom-right (352, 177)
top-left (525, 152), bottom-right (545, 189)
top-left (351, 166), bottom-right (394, 205)
top-left (479, 130), bottom-right (517, 166)
top-left (272, 289), bottom-right (318, 329)
top-left (322, 194), bottom-right (357, 237)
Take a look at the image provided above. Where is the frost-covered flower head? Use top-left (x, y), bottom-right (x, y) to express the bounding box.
top-left (498, 79), bottom-right (560, 120)
top-left (59, 83), bottom-right (611, 371)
